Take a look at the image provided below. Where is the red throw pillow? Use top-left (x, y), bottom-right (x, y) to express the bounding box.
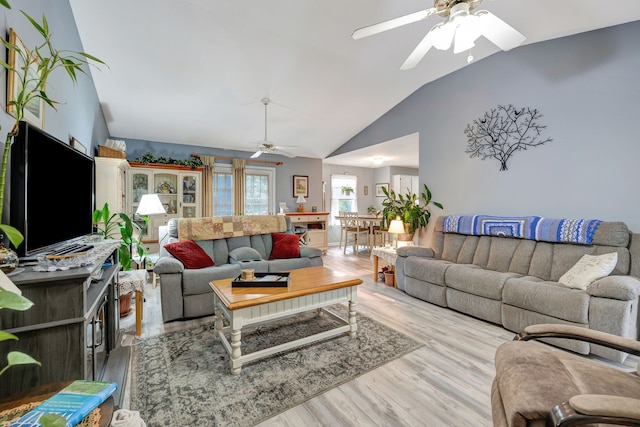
top-left (270, 233), bottom-right (300, 260)
top-left (164, 240), bottom-right (214, 269)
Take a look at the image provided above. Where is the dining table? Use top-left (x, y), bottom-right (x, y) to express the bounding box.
top-left (335, 213), bottom-right (383, 247)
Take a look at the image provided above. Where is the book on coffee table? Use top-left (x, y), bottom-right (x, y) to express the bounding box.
top-left (10, 380), bottom-right (117, 427)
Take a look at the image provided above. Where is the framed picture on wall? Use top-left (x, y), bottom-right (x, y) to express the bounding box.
top-left (293, 175), bottom-right (309, 198)
top-left (375, 183), bottom-right (389, 197)
top-left (71, 137), bottom-right (87, 154)
top-left (6, 28), bottom-right (45, 130)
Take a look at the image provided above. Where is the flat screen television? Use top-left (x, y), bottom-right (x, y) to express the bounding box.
top-left (10, 121), bottom-right (95, 257)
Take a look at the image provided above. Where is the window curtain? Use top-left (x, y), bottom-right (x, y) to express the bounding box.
top-left (232, 158), bottom-right (246, 215)
top-left (200, 155), bottom-right (215, 217)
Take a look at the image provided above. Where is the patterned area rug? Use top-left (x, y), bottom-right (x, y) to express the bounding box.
top-left (130, 304), bottom-right (421, 427)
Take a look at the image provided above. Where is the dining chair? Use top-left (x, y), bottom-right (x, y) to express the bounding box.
top-left (343, 212), bottom-right (370, 254)
top-left (338, 210), bottom-right (348, 250)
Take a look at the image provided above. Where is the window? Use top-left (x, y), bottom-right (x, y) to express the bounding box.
top-left (211, 164), bottom-right (275, 215)
top-left (212, 169), bottom-right (233, 216)
top-left (330, 174), bottom-right (358, 225)
top-left (245, 168), bottom-right (274, 215)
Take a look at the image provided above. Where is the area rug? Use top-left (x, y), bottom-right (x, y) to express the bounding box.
top-left (130, 304), bottom-right (421, 427)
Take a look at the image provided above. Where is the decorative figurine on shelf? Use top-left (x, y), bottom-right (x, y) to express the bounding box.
top-left (296, 195), bottom-right (306, 212)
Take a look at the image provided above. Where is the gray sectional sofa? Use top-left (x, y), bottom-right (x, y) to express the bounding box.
top-left (395, 215), bottom-right (640, 362)
top-left (155, 216), bottom-right (323, 322)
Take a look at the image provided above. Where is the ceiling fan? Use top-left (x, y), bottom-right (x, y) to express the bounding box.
top-left (352, 0), bottom-right (525, 70)
top-left (250, 98), bottom-right (296, 159)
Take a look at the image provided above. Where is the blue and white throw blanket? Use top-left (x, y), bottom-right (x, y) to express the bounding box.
top-left (442, 215), bottom-right (602, 245)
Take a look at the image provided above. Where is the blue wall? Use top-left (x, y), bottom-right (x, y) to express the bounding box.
top-left (0, 2), bottom-right (108, 152)
top-left (332, 20), bottom-right (640, 232)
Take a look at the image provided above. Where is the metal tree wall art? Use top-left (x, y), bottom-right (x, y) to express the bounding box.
top-left (464, 104), bottom-right (552, 171)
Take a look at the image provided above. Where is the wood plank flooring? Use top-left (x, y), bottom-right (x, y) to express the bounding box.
top-left (117, 247), bottom-right (636, 427)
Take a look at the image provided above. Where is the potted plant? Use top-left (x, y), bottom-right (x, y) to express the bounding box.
top-left (92, 203), bottom-right (146, 272)
top-left (379, 183), bottom-right (443, 238)
top-left (340, 185), bottom-right (354, 196)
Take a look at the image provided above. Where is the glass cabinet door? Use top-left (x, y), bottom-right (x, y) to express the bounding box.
top-left (154, 172), bottom-right (179, 215)
top-left (180, 173), bottom-right (199, 218)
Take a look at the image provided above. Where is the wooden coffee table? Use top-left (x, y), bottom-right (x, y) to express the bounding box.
top-left (209, 266), bottom-right (362, 374)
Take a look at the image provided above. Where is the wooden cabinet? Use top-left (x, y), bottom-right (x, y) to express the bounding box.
top-left (95, 157), bottom-right (129, 213)
top-left (0, 243), bottom-right (123, 399)
top-left (127, 163), bottom-right (203, 249)
top-left (286, 212), bottom-right (329, 251)
top-left (392, 174), bottom-right (419, 195)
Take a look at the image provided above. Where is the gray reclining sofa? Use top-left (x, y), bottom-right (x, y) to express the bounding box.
top-left (396, 215), bottom-right (640, 362)
top-left (155, 215), bottom-right (323, 322)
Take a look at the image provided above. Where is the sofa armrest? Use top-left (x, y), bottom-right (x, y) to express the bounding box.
top-left (154, 256), bottom-right (185, 274)
top-left (396, 246), bottom-right (434, 258)
top-left (299, 245), bottom-right (323, 258)
top-left (548, 395), bottom-right (640, 426)
top-left (516, 323), bottom-right (640, 357)
top-left (587, 275), bottom-right (640, 300)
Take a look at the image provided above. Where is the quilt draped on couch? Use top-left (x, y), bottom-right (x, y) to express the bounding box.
top-left (441, 215), bottom-right (602, 245)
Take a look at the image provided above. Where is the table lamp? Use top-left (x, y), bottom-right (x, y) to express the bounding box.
top-left (136, 194), bottom-right (166, 217)
top-left (387, 217), bottom-right (405, 249)
top-left (296, 195), bottom-right (307, 212)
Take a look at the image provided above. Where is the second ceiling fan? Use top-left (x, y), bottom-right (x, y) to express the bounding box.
top-left (352, 0), bottom-right (525, 70)
top-left (251, 98), bottom-right (296, 159)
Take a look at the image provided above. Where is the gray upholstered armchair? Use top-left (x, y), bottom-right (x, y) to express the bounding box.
top-left (492, 324), bottom-right (640, 427)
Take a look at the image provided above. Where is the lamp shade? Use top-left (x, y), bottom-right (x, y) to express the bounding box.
top-left (296, 195), bottom-right (307, 204)
top-left (388, 219), bottom-right (405, 234)
top-left (136, 194), bottom-right (166, 216)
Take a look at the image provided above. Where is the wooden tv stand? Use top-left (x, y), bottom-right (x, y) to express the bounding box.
top-left (0, 241), bottom-right (129, 406)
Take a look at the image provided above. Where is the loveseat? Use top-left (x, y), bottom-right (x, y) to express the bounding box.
top-left (395, 215), bottom-right (640, 362)
top-left (155, 215), bottom-right (323, 322)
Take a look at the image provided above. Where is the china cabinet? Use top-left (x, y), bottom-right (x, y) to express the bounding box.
top-left (127, 163), bottom-right (203, 251)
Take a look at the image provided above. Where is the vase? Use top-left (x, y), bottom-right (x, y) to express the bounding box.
top-left (0, 237), bottom-right (18, 274)
top-left (384, 271), bottom-right (395, 286)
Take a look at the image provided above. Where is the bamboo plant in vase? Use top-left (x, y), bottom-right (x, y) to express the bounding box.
top-left (0, 11), bottom-right (104, 272)
top-left (0, 8), bottom-right (104, 424)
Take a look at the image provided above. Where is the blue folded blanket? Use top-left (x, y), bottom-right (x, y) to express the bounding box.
top-left (442, 215), bottom-right (601, 245)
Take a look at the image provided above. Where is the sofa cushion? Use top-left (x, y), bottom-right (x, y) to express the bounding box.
top-left (502, 277), bottom-right (589, 323)
top-left (229, 247), bottom-right (263, 262)
top-left (405, 257), bottom-right (452, 286)
top-left (549, 244), bottom-right (596, 281)
top-left (559, 252), bottom-right (618, 290)
top-left (445, 264), bottom-right (520, 300)
top-left (269, 233), bottom-right (300, 259)
top-left (164, 240), bottom-right (215, 269)
top-left (182, 264), bottom-right (241, 296)
top-left (486, 237), bottom-right (521, 273)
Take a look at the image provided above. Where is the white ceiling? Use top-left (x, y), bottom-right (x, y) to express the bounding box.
top-left (69, 1), bottom-right (640, 166)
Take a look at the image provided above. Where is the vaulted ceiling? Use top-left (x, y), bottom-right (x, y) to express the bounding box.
top-left (69, 1), bottom-right (640, 165)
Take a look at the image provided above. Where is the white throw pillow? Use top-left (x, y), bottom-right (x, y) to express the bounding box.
top-left (558, 252), bottom-right (618, 290)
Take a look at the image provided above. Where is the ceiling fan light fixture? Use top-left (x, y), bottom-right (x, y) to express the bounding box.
top-left (430, 22), bottom-right (455, 50)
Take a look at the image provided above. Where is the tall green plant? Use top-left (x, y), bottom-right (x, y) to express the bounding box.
top-left (92, 203), bottom-right (146, 271)
top-left (0, 11), bottom-right (104, 249)
top-left (379, 183), bottom-right (443, 233)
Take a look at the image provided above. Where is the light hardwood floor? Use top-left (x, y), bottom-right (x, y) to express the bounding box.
top-left (117, 247), bottom-right (635, 426)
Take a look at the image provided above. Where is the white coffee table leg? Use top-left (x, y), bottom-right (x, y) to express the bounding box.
top-left (213, 301), bottom-right (224, 339)
top-left (230, 328), bottom-right (242, 375)
top-left (348, 299), bottom-right (357, 337)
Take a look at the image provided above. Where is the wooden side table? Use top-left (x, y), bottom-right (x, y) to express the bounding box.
top-left (119, 269), bottom-right (148, 336)
top-left (371, 247), bottom-right (398, 287)
top-left (0, 381), bottom-right (114, 427)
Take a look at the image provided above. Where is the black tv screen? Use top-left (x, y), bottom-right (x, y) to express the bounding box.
top-left (10, 121), bottom-right (95, 257)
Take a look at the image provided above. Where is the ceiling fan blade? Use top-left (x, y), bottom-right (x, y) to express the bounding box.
top-left (476, 11), bottom-right (525, 51)
top-left (400, 29), bottom-right (435, 70)
top-left (273, 149), bottom-right (296, 158)
top-left (250, 150), bottom-right (264, 159)
top-left (352, 8), bottom-right (436, 40)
